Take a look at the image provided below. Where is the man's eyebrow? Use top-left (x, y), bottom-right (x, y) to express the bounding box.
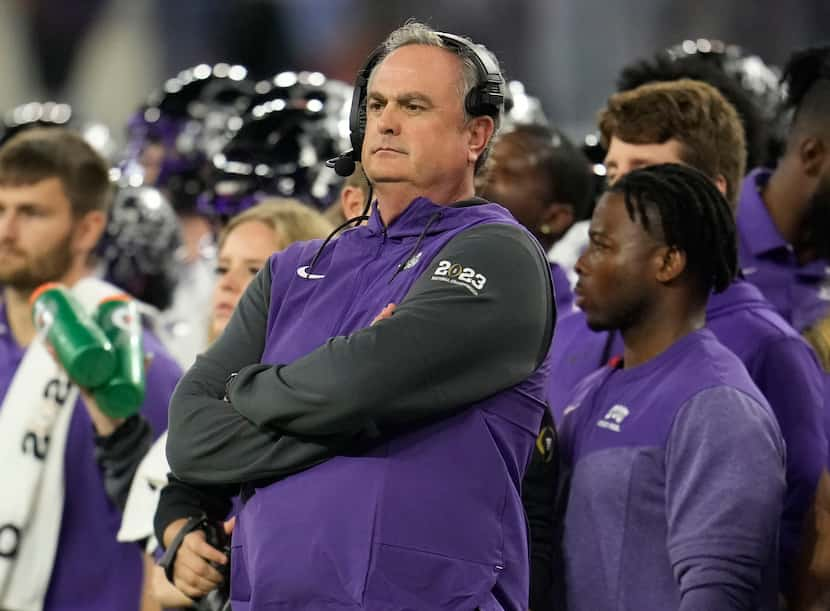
top-left (367, 91), bottom-right (433, 104)
top-left (397, 92), bottom-right (432, 103)
top-left (0, 200), bottom-right (45, 210)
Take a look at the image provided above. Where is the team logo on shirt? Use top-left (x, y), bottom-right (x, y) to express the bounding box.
top-left (536, 425), bottom-right (556, 463)
top-left (402, 251), bottom-right (422, 270)
top-left (431, 259), bottom-right (487, 295)
top-left (296, 266), bottom-right (325, 280)
top-left (596, 404), bottom-right (630, 432)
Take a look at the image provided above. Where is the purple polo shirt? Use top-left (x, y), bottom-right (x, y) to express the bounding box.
top-left (0, 298), bottom-right (181, 611)
top-left (548, 280), bottom-right (827, 595)
top-left (737, 167), bottom-right (830, 331)
top-left (560, 329), bottom-right (785, 610)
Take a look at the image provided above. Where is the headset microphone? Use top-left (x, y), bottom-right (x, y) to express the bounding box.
top-left (326, 150), bottom-right (357, 177)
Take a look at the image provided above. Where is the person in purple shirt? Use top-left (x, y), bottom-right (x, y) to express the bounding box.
top-left (736, 45), bottom-right (830, 334)
top-left (477, 122), bottom-right (595, 316)
top-left (155, 22), bottom-right (555, 611)
top-left (546, 78), bottom-right (830, 607)
top-left (0, 128), bottom-right (180, 610)
top-left (559, 162), bottom-right (785, 610)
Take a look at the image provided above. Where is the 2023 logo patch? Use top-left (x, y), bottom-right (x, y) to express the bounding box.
top-left (431, 260), bottom-right (487, 295)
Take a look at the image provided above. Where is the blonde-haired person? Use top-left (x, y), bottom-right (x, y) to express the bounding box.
top-left (210, 198), bottom-right (334, 342)
top-left (118, 198), bottom-right (333, 609)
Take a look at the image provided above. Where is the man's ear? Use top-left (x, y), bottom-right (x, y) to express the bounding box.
top-left (799, 136), bottom-right (827, 178)
top-left (467, 115), bottom-right (495, 166)
top-left (540, 203), bottom-right (575, 237)
top-left (72, 210), bottom-right (107, 255)
top-left (340, 186), bottom-right (366, 220)
top-left (714, 174), bottom-right (728, 198)
top-left (654, 245), bottom-right (686, 284)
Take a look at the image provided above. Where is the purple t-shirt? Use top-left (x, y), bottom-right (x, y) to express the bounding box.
top-left (0, 299), bottom-right (180, 611)
top-left (547, 281), bottom-right (827, 593)
top-left (737, 167), bottom-right (830, 332)
top-left (559, 329), bottom-right (785, 610)
top-left (546, 311), bottom-right (621, 423)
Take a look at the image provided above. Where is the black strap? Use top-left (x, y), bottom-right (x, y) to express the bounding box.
top-left (157, 513), bottom-right (207, 583)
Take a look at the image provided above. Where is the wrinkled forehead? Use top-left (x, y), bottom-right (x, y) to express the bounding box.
top-left (368, 44), bottom-right (465, 99)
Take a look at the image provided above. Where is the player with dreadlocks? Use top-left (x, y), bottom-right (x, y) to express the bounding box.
top-left (557, 163), bottom-right (785, 610)
top-left (737, 44), bottom-right (830, 334)
top-left (545, 78), bottom-right (828, 609)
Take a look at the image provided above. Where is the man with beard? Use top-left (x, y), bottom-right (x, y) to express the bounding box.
top-left (737, 45), bottom-right (830, 333)
top-left (0, 127), bottom-right (180, 610)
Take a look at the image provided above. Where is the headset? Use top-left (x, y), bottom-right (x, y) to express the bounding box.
top-left (328, 32), bottom-right (506, 177)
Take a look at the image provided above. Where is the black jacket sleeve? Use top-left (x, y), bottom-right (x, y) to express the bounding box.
top-left (167, 222), bottom-right (554, 484)
top-left (153, 475), bottom-right (237, 545)
top-left (229, 223), bottom-right (553, 434)
top-left (522, 409), bottom-right (559, 611)
top-left (94, 414), bottom-right (154, 510)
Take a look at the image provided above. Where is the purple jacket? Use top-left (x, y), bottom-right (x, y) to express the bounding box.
top-left (165, 197), bottom-right (556, 610)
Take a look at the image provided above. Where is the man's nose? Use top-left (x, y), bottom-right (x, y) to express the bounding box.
top-left (0, 211), bottom-right (19, 241)
top-left (376, 104), bottom-right (400, 135)
top-left (575, 251), bottom-right (589, 277)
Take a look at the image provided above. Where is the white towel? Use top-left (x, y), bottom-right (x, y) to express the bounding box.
top-left (0, 277), bottom-right (119, 611)
top-left (117, 431), bottom-right (170, 554)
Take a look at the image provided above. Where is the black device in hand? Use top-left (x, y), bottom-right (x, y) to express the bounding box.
top-left (159, 514), bottom-right (233, 611)
top-left (199, 518), bottom-right (231, 609)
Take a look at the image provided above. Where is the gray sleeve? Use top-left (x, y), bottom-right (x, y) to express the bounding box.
top-left (167, 265), bottom-right (344, 484)
top-left (228, 222), bottom-right (554, 438)
top-left (665, 386), bottom-right (786, 609)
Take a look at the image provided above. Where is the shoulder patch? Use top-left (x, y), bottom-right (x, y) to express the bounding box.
top-left (431, 259), bottom-right (487, 295)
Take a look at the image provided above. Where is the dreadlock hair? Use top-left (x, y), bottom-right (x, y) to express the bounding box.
top-left (608, 163), bottom-right (738, 296)
top-left (617, 53), bottom-right (767, 169)
top-left (781, 44), bottom-right (830, 138)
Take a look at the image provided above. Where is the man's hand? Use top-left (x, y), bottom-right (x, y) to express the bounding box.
top-left (162, 518), bottom-right (229, 600)
top-left (372, 303), bottom-right (396, 326)
top-left (43, 343), bottom-right (124, 435)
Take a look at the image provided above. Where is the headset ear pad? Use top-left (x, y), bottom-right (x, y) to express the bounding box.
top-left (347, 34), bottom-right (504, 164)
top-left (348, 48), bottom-right (382, 163)
top-left (355, 100), bottom-right (368, 160)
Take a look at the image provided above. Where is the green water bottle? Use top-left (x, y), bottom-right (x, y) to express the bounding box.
top-left (30, 282), bottom-right (116, 388)
top-left (92, 295), bottom-right (146, 418)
